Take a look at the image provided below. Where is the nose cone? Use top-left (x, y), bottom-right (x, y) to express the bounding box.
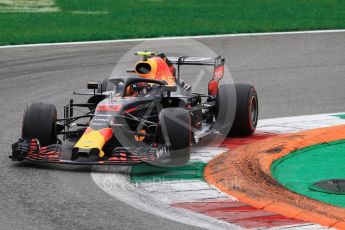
top-left (73, 127), bottom-right (113, 159)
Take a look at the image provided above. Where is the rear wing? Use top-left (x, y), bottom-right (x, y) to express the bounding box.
top-left (167, 56), bottom-right (225, 81)
top-left (167, 56), bottom-right (225, 95)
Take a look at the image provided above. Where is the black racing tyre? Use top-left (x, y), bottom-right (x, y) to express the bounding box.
top-left (158, 108), bottom-right (191, 166)
top-left (230, 84), bottom-right (258, 136)
top-left (216, 84), bottom-right (258, 136)
top-left (97, 77), bottom-right (115, 93)
top-left (22, 102), bottom-right (57, 146)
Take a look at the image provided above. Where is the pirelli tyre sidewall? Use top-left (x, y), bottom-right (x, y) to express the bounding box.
top-left (231, 84), bottom-right (258, 136)
top-left (22, 102), bottom-right (57, 147)
top-left (157, 108), bottom-right (191, 166)
top-left (216, 83), bottom-right (258, 137)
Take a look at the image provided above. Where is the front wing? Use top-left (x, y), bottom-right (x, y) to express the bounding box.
top-left (10, 138), bottom-right (159, 165)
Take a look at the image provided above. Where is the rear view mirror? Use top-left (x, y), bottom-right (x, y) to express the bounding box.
top-left (87, 82), bottom-right (100, 90)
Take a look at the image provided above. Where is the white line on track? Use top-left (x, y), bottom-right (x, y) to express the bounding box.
top-left (1, 29), bottom-right (345, 49)
top-left (258, 112), bottom-right (345, 133)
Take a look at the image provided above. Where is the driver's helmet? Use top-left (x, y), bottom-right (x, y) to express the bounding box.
top-left (134, 53), bottom-right (176, 86)
top-left (125, 53), bottom-right (176, 97)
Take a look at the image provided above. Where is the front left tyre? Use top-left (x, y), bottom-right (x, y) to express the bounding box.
top-left (22, 102), bottom-right (57, 146)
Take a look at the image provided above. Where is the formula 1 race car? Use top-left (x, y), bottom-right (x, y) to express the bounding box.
top-left (10, 52), bottom-right (258, 166)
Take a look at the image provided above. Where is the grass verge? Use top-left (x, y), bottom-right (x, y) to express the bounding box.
top-left (1, 0), bottom-right (345, 45)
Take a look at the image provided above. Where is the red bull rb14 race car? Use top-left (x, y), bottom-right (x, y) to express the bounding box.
top-left (10, 52), bottom-right (258, 166)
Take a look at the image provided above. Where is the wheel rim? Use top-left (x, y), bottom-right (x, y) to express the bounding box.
top-left (249, 96), bottom-right (258, 127)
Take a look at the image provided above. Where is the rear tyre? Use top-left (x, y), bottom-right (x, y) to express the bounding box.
top-left (216, 84), bottom-right (258, 136)
top-left (22, 102), bottom-right (57, 146)
top-left (157, 108), bottom-right (191, 166)
top-left (230, 84), bottom-right (258, 136)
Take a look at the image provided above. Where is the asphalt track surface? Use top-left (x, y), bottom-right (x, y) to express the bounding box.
top-left (1, 32), bottom-right (345, 230)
